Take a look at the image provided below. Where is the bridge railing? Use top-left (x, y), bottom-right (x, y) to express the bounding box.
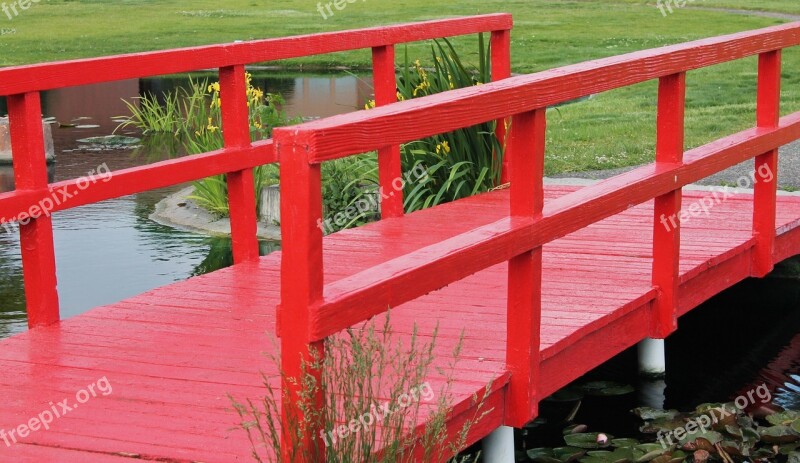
top-left (0, 14), bottom-right (513, 328)
top-left (273, 20), bottom-right (800, 441)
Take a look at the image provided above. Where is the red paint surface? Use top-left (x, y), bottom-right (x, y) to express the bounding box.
top-left (1, 15), bottom-right (800, 462)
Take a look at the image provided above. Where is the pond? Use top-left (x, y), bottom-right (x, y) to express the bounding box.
top-left (512, 270), bottom-right (800, 458)
top-left (0, 72), bottom-right (372, 338)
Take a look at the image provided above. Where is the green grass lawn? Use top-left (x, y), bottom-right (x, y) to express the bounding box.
top-left (1, 0), bottom-right (799, 174)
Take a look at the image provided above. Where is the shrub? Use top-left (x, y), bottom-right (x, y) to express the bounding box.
top-left (231, 316), bottom-right (489, 462)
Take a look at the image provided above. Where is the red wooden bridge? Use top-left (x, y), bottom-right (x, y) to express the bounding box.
top-left (2, 13), bottom-right (800, 462)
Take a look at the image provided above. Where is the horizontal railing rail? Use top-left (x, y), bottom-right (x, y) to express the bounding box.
top-left (0, 14), bottom-right (513, 335)
top-left (284, 21), bottom-right (800, 162)
top-left (0, 14), bottom-right (512, 96)
top-left (274, 21), bottom-right (800, 455)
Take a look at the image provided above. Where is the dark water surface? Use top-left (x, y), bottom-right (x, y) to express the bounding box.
top-left (520, 269), bottom-right (800, 451)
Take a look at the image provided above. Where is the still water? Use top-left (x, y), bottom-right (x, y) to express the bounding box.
top-left (0, 72), bottom-right (371, 338)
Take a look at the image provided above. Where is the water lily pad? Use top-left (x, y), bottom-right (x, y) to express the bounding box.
top-left (553, 446), bottom-right (586, 462)
top-left (581, 381), bottom-right (635, 397)
top-left (528, 447), bottom-right (561, 463)
top-left (760, 425), bottom-right (800, 444)
top-left (76, 135), bottom-right (141, 146)
top-left (565, 432), bottom-right (614, 449)
top-left (632, 408), bottom-right (680, 421)
top-left (633, 444), bottom-right (668, 463)
top-left (718, 440), bottom-right (744, 456)
top-left (767, 410), bottom-right (800, 426)
top-left (611, 438), bottom-right (640, 448)
top-left (582, 447), bottom-right (635, 463)
top-left (678, 429), bottom-right (723, 448)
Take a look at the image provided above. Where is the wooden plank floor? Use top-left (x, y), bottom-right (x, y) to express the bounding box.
top-left (1, 185), bottom-right (800, 462)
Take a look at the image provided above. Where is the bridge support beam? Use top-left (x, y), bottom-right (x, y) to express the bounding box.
top-left (638, 338), bottom-right (666, 378)
top-left (483, 426), bottom-right (515, 463)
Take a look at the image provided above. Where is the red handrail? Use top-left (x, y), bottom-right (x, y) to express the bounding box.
top-left (273, 21), bottom-right (800, 455)
top-left (0, 14), bottom-right (513, 331)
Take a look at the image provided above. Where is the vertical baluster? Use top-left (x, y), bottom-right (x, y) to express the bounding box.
top-left (505, 108), bottom-right (545, 427)
top-left (220, 65), bottom-right (259, 263)
top-left (8, 92), bottom-right (60, 328)
top-left (276, 131), bottom-right (325, 463)
top-left (491, 29), bottom-right (512, 185)
top-left (372, 45), bottom-right (404, 218)
top-left (651, 72), bottom-right (686, 338)
top-left (752, 50), bottom-right (781, 277)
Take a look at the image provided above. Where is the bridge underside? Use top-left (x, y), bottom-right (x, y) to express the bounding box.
top-left (1, 184), bottom-right (800, 462)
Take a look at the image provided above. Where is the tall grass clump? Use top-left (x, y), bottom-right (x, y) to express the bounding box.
top-left (393, 34), bottom-right (504, 212)
top-left (117, 75), bottom-right (295, 217)
top-left (231, 316), bottom-right (490, 462)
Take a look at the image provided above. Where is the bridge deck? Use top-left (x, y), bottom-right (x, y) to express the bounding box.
top-left (2, 184), bottom-right (800, 462)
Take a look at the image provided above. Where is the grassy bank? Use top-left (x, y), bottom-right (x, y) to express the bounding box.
top-left (1, 0), bottom-right (798, 174)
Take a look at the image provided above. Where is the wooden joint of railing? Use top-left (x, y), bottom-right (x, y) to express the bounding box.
top-left (220, 65), bottom-right (260, 263)
top-left (651, 72), bottom-right (686, 339)
top-left (505, 108), bottom-right (545, 427)
top-left (7, 91), bottom-right (60, 328)
top-left (372, 45), bottom-right (405, 219)
top-left (752, 50), bottom-right (782, 277)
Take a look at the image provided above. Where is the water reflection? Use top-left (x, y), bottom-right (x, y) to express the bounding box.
top-left (0, 72), bottom-right (367, 336)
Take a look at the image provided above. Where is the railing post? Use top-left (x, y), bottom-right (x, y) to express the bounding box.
top-left (8, 91), bottom-right (60, 328)
top-left (491, 29), bottom-right (512, 185)
top-left (752, 50), bottom-right (781, 277)
top-left (651, 72), bottom-right (686, 339)
top-left (220, 65), bottom-right (260, 263)
top-left (372, 45), bottom-right (404, 218)
top-left (505, 108), bottom-right (545, 428)
top-left (276, 131), bottom-right (326, 463)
